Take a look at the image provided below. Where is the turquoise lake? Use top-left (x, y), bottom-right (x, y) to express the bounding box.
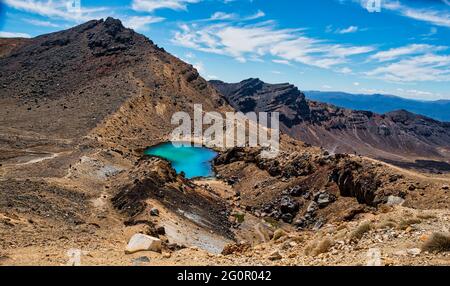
top-left (144, 142), bottom-right (218, 179)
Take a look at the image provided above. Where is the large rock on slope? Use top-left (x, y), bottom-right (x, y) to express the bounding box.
top-left (125, 233), bottom-right (162, 254)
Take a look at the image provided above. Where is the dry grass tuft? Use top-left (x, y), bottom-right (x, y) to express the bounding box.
top-left (422, 233), bottom-right (450, 253)
top-left (304, 240), bottom-right (318, 256)
top-left (311, 237), bottom-right (334, 256)
top-left (376, 218), bottom-right (397, 229)
top-left (349, 221), bottom-right (372, 241)
top-left (416, 213), bottom-right (436, 220)
top-left (304, 237), bottom-right (334, 256)
top-left (398, 218), bottom-right (421, 230)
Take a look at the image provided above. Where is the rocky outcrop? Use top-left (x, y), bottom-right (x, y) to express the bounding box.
top-left (111, 157), bottom-right (179, 217)
top-left (331, 161), bottom-right (382, 206)
top-left (214, 145), bottom-right (415, 229)
top-left (215, 147), bottom-right (314, 178)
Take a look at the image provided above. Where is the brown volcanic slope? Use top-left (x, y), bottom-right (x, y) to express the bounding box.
top-left (0, 19), bottom-right (449, 265)
top-left (211, 78), bottom-right (450, 172)
top-left (0, 38), bottom-right (30, 58)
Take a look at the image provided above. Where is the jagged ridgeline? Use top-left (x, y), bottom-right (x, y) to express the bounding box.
top-left (211, 79), bottom-right (450, 172)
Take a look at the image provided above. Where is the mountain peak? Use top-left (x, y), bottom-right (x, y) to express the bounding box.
top-left (241, 77), bottom-right (262, 83)
top-left (210, 78), bottom-right (310, 121)
top-left (103, 17), bottom-right (127, 36)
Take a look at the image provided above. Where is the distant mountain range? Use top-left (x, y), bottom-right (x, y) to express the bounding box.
top-left (304, 91), bottom-right (450, 122)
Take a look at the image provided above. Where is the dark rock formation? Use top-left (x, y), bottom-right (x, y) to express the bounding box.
top-left (211, 78), bottom-right (311, 126)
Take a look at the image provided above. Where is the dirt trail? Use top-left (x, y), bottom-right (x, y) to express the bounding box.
top-left (16, 152), bottom-right (60, 165)
top-left (361, 156), bottom-right (450, 183)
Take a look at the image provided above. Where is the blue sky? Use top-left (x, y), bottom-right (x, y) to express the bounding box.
top-left (1, 0), bottom-right (449, 100)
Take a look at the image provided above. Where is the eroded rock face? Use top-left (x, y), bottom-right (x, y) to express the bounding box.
top-left (211, 78), bottom-right (311, 125)
top-left (331, 160), bottom-right (382, 206)
top-left (111, 157), bottom-right (178, 217)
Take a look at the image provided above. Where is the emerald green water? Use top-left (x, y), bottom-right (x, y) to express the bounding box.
top-left (144, 142), bottom-right (218, 179)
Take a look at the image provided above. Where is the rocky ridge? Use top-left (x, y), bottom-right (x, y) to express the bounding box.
top-left (211, 78), bottom-right (450, 171)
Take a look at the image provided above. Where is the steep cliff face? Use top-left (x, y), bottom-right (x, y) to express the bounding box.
top-left (211, 78), bottom-right (311, 126)
top-left (211, 79), bottom-right (450, 167)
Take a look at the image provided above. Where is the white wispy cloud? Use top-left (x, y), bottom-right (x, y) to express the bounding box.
top-left (370, 44), bottom-right (447, 62)
top-left (210, 12), bottom-right (236, 20)
top-left (0, 31), bottom-right (31, 38)
top-left (193, 62), bottom-right (204, 73)
top-left (185, 52), bottom-right (195, 58)
top-left (384, 1), bottom-right (450, 28)
top-left (200, 10), bottom-right (265, 23)
top-left (394, 88), bottom-right (444, 100)
top-left (23, 18), bottom-right (60, 27)
top-left (123, 16), bottom-right (164, 31)
top-left (131, 0), bottom-right (201, 12)
top-left (4, 0), bottom-right (110, 22)
top-left (337, 67), bottom-right (352, 74)
top-left (245, 10), bottom-right (265, 21)
top-left (336, 25), bottom-right (358, 34)
top-left (272, 59), bottom-right (292, 66)
top-left (172, 21), bottom-right (374, 69)
top-left (366, 53), bottom-right (450, 82)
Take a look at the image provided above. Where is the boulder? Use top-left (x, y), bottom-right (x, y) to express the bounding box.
top-left (156, 226), bottom-right (166, 235)
top-left (279, 196), bottom-right (299, 214)
top-left (406, 248), bottom-right (421, 256)
top-left (267, 250), bottom-right (282, 261)
top-left (125, 233), bottom-right (162, 254)
top-left (131, 256), bottom-right (150, 264)
top-left (315, 191), bottom-right (335, 208)
top-left (307, 201), bottom-right (318, 213)
top-left (281, 213), bottom-right (294, 223)
top-left (272, 229), bottom-right (286, 240)
top-left (386, 195), bottom-right (405, 206)
top-left (150, 208), bottom-right (160, 216)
